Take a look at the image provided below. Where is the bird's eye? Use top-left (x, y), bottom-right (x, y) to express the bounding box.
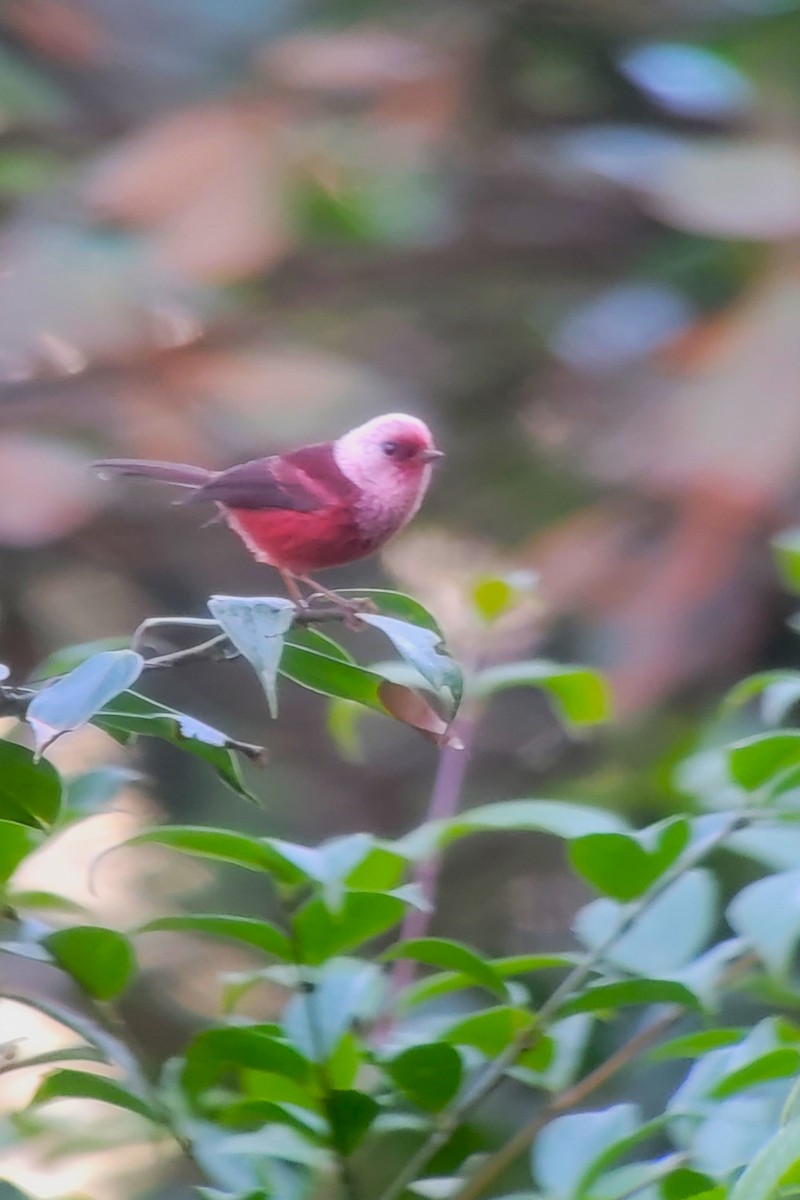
top-left (381, 440), bottom-right (399, 458)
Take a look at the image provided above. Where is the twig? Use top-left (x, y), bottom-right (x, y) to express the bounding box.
top-left (142, 633), bottom-right (231, 669)
top-left (456, 947), bottom-right (761, 1200)
top-left (385, 705), bottom-right (480, 1014)
top-left (452, 1008), bottom-right (683, 1200)
top-left (376, 811), bottom-right (752, 1200)
top-left (134, 604), bottom-right (372, 671)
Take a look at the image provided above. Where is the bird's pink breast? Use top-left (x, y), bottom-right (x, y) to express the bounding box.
top-left (223, 505), bottom-right (378, 573)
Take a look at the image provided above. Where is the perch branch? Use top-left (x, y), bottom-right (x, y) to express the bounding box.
top-left (134, 604), bottom-right (369, 670)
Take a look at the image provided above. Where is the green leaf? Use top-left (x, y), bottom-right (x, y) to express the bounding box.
top-left (773, 528), bottom-right (800, 594)
top-left (123, 827), bottom-right (301, 880)
top-left (345, 843), bottom-right (406, 891)
top-left (326, 697), bottom-right (364, 761)
top-left (725, 671), bottom-right (800, 725)
top-left (215, 1098), bottom-right (324, 1138)
top-left (0, 741), bottom-right (62, 828)
top-left (727, 869), bottom-right (800, 978)
top-left (573, 1118), bottom-right (669, 1199)
top-left (472, 576), bottom-right (518, 623)
top-left (279, 642), bottom-right (459, 746)
top-left (569, 818), bottom-right (690, 901)
top-left (558, 978), bottom-right (701, 1017)
top-left (266, 833), bottom-right (405, 901)
top-left (532, 1103), bottom-right (638, 1198)
top-left (137, 916), bottom-right (292, 962)
top-left (441, 1007), bottom-right (535, 1055)
top-left (32, 1068), bottom-right (160, 1123)
top-left (475, 661), bottom-right (611, 727)
top-left (360, 612), bottom-right (463, 714)
top-left (399, 955), bottom-right (575, 1009)
top-left (44, 927), bottom-right (135, 1000)
top-left (5, 889), bottom-right (84, 914)
top-left (386, 1043), bottom-right (462, 1112)
top-left (233, 1069), bottom-right (321, 1113)
top-left (667, 1019), bottom-right (790, 1177)
top-left (327, 1032), bottom-right (361, 1090)
top-left (327, 1090), bottom-right (379, 1154)
top-left (196, 1192), bottom-right (272, 1200)
top-left (408, 1181), bottom-right (465, 1199)
top-left (93, 691), bottom-right (261, 801)
top-left (382, 938), bottom-right (509, 1000)
top-left (282, 960), bottom-right (383, 1061)
top-left (207, 596), bottom-right (295, 719)
top-left (335, 591), bottom-right (445, 635)
top-left (728, 732), bottom-right (800, 791)
top-left (0, 821), bottom-right (43, 882)
top-left (401, 799), bottom-right (626, 859)
top-left (0, 1183), bottom-right (32, 1200)
top-left (711, 1048), bottom-right (800, 1099)
top-left (660, 1169), bottom-right (717, 1200)
top-left (183, 1027), bottom-right (310, 1095)
top-left (26, 650), bottom-right (144, 755)
top-left (649, 1028), bottom-right (745, 1062)
top-left (495, 954), bottom-right (577, 975)
top-left (31, 637), bottom-right (130, 680)
top-left (575, 870), bottom-right (717, 975)
top-left (294, 890), bottom-right (414, 963)
top-left (285, 625), bottom-right (355, 662)
top-left (730, 1116), bottom-right (800, 1199)
top-left (512, 1014), bottom-right (593, 1093)
top-left (449, 799), bottom-right (625, 841)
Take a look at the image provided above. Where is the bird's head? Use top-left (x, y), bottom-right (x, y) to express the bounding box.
top-left (334, 413), bottom-right (443, 498)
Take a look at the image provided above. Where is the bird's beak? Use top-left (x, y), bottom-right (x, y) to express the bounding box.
top-left (420, 448), bottom-right (445, 463)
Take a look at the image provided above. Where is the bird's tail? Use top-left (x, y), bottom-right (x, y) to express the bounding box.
top-left (92, 459), bottom-right (215, 489)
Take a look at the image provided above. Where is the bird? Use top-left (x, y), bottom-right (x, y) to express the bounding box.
top-left (93, 413), bottom-right (443, 609)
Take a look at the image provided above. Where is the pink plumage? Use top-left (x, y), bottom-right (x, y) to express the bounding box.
top-left (94, 413), bottom-right (442, 605)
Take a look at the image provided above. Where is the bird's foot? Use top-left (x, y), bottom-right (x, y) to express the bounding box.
top-left (303, 591), bottom-right (375, 629)
top-left (342, 595), bottom-right (378, 615)
top-left (339, 595), bottom-right (378, 630)
top-left (300, 577), bottom-right (377, 620)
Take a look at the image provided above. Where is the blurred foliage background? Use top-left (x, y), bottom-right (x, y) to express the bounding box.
top-left (2, 0), bottom-right (800, 1195)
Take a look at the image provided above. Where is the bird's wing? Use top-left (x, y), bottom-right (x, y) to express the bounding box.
top-left (190, 455), bottom-right (328, 512)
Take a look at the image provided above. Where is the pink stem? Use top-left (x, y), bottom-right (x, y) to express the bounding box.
top-left (386, 708), bottom-right (479, 1009)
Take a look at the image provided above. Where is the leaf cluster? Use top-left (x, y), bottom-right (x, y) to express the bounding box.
top-left (5, 576), bottom-right (800, 1200)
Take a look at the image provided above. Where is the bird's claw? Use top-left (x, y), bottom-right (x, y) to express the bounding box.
top-left (345, 596), bottom-right (378, 615)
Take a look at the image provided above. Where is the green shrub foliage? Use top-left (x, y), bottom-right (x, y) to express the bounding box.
top-left (5, 570), bottom-right (800, 1200)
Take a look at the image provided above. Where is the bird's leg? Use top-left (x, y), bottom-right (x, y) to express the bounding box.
top-left (280, 570), bottom-right (308, 611)
top-left (300, 575), bottom-right (378, 616)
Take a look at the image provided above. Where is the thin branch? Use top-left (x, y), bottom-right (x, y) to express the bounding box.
top-left (134, 604), bottom-right (369, 671)
top-left (384, 705), bottom-right (480, 1019)
top-left (452, 1008), bottom-right (683, 1200)
top-left (142, 633), bottom-right (231, 669)
top-left (376, 811), bottom-right (753, 1200)
top-left (455, 947), bottom-right (761, 1200)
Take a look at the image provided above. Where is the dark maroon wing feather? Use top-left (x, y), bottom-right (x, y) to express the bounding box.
top-left (190, 454), bottom-right (328, 512)
top-left (282, 442), bottom-right (357, 496)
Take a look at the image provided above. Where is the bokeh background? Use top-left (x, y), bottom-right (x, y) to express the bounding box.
top-left (2, 0), bottom-right (800, 1195)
